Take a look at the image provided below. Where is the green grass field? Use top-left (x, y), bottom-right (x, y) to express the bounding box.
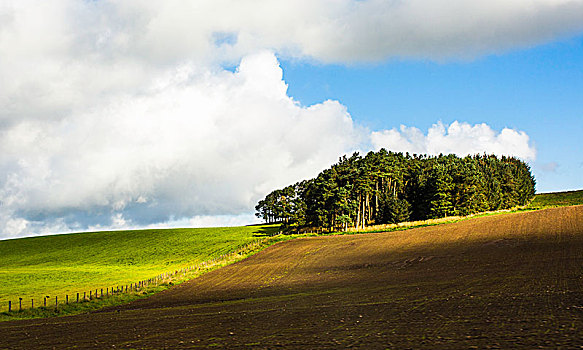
top-left (1, 189), bottom-right (580, 320)
top-left (0, 225), bottom-right (279, 317)
top-left (528, 189), bottom-right (583, 209)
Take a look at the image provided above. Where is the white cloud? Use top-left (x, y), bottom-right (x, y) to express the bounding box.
top-left (2, 1), bottom-right (581, 129)
top-left (371, 121), bottom-right (536, 160)
top-left (0, 52), bottom-right (361, 238)
top-left (84, 214), bottom-right (261, 233)
top-left (187, 214), bottom-right (261, 229)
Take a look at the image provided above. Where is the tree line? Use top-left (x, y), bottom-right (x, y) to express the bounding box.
top-left (255, 150), bottom-right (536, 233)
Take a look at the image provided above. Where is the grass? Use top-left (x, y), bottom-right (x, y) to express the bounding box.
top-left (1, 189), bottom-right (580, 321)
top-left (343, 213), bottom-right (506, 235)
top-left (0, 287), bottom-right (164, 320)
top-left (527, 189), bottom-right (583, 209)
top-left (0, 225), bottom-right (281, 320)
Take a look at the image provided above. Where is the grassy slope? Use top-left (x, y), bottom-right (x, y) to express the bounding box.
top-left (528, 189), bottom-right (583, 209)
top-left (0, 225), bottom-right (279, 314)
top-left (1, 189), bottom-right (580, 318)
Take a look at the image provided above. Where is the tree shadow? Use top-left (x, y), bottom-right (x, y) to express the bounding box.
top-left (250, 225), bottom-right (281, 237)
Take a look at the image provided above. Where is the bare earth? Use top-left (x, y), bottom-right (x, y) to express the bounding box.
top-left (1, 206), bottom-right (582, 349)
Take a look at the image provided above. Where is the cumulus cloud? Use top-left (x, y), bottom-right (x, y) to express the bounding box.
top-left (371, 121), bottom-right (536, 160)
top-left (0, 52), bottom-right (361, 238)
top-left (2, 1), bottom-right (581, 127)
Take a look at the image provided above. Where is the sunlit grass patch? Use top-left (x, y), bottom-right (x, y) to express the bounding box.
top-left (0, 225), bottom-right (280, 320)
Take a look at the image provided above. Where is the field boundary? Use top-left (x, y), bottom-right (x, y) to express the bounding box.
top-left (343, 206), bottom-right (534, 234)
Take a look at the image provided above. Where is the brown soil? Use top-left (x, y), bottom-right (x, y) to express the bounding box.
top-left (1, 206), bottom-right (583, 349)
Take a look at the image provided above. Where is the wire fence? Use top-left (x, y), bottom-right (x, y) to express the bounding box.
top-left (4, 233), bottom-right (280, 314)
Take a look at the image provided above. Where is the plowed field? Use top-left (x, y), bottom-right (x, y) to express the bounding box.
top-left (1, 206), bottom-right (582, 349)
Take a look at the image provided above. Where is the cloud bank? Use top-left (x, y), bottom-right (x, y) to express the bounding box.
top-left (0, 52), bottom-right (360, 237)
top-left (371, 121), bottom-right (536, 160)
top-left (0, 0), bottom-right (564, 237)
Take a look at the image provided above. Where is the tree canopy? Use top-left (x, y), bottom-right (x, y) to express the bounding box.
top-left (256, 150), bottom-right (536, 233)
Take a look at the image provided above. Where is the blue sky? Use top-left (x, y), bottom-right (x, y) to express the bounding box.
top-left (1, 1), bottom-right (582, 238)
top-left (281, 36), bottom-right (583, 192)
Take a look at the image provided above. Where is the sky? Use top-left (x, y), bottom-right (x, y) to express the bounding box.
top-left (1, 0), bottom-right (582, 239)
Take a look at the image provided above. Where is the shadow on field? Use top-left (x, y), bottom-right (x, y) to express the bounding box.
top-left (1, 206), bottom-right (583, 349)
top-left (251, 225), bottom-right (280, 237)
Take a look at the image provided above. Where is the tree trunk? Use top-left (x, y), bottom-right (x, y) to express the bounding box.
top-left (356, 194), bottom-right (361, 229)
top-left (375, 182), bottom-right (379, 216)
top-left (360, 200), bottom-right (366, 228)
top-left (366, 193), bottom-right (370, 225)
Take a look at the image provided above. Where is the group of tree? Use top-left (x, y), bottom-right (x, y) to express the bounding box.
top-left (255, 150), bottom-right (536, 233)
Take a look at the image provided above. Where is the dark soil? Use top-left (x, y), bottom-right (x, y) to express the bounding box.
top-left (1, 206), bottom-right (583, 349)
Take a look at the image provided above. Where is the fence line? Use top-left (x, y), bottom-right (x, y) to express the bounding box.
top-left (4, 233), bottom-right (280, 314)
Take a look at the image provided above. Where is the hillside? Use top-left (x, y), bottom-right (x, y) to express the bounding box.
top-left (0, 189), bottom-right (580, 320)
top-left (1, 205), bottom-right (582, 348)
top-left (0, 225), bottom-right (279, 317)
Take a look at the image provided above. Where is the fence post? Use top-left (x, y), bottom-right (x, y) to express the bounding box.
top-left (31, 299), bottom-right (34, 309)
top-left (19, 297), bottom-right (22, 311)
top-left (101, 288), bottom-right (103, 297)
top-left (77, 293), bottom-right (79, 303)
top-left (44, 297), bottom-right (46, 307)
top-left (83, 292), bottom-right (86, 301)
top-left (66, 295), bottom-right (68, 305)
top-left (55, 296), bottom-right (58, 309)
top-left (8, 301), bottom-right (11, 312)
top-left (89, 290), bottom-right (92, 300)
